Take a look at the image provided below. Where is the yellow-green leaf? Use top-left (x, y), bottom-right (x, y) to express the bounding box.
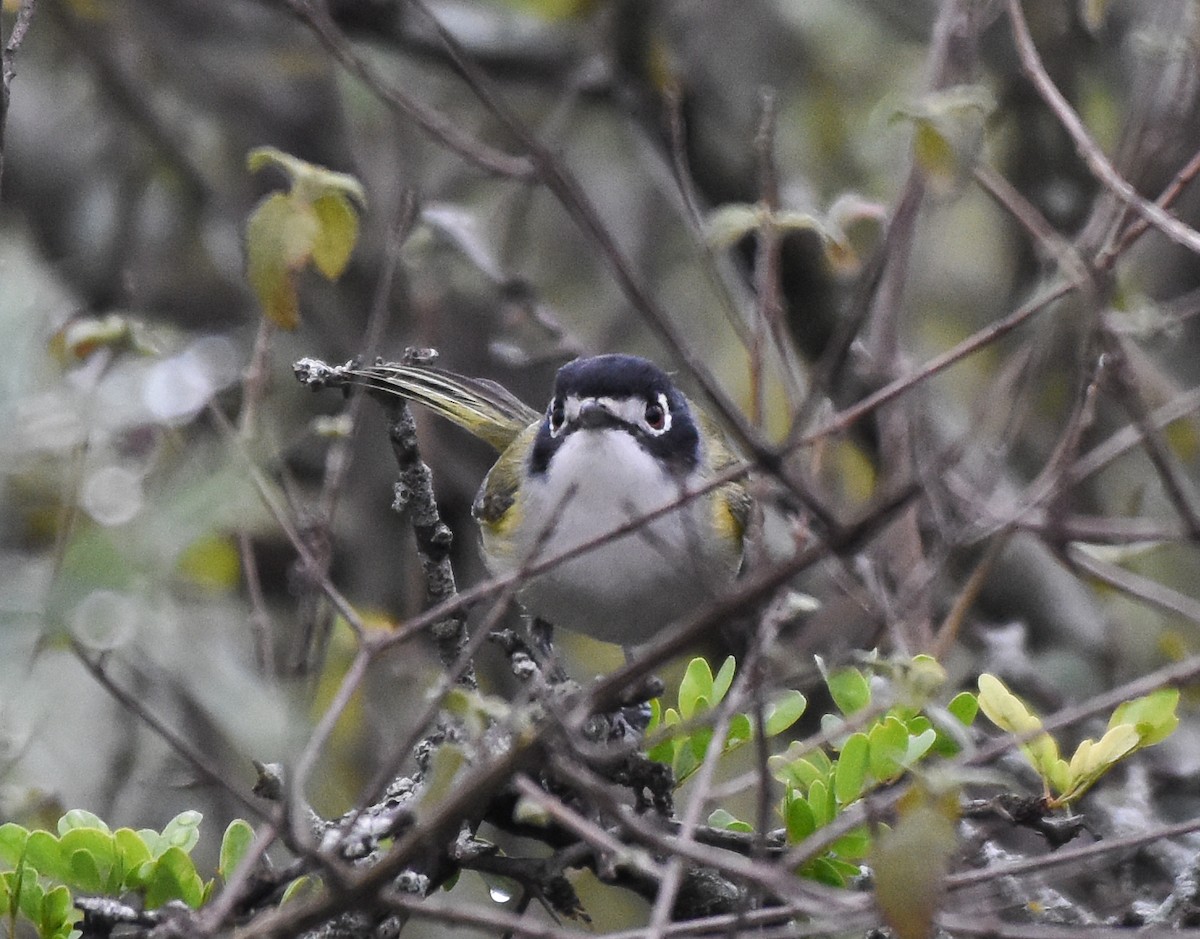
top-left (1067, 724), bottom-right (1138, 785)
top-left (218, 820), bottom-right (255, 882)
top-left (764, 690), bottom-right (807, 737)
top-left (247, 146), bottom-right (366, 207)
top-left (913, 121), bottom-right (956, 181)
top-left (245, 193), bottom-right (315, 329)
top-left (311, 193), bottom-right (359, 280)
top-left (834, 733), bottom-right (870, 805)
top-left (1109, 689), bottom-right (1180, 747)
top-left (976, 674), bottom-right (1042, 735)
top-left (711, 655), bottom-right (736, 704)
top-left (679, 657), bottom-right (714, 720)
top-left (827, 666), bottom-right (871, 715)
top-left (1045, 755), bottom-right (1071, 797)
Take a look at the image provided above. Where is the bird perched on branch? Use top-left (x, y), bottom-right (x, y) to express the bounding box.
top-left (296, 353), bottom-right (751, 647)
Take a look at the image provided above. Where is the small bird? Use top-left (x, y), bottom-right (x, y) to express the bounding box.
top-left (321, 354), bottom-right (751, 646)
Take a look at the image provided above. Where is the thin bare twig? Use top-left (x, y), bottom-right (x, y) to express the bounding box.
top-left (0, 0), bottom-right (37, 205)
top-left (749, 89), bottom-right (782, 431)
top-left (662, 85), bottom-right (759, 355)
top-left (1097, 330), bottom-right (1200, 538)
top-left (70, 640), bottom-right (266, 821)
top-left (802, 281), bottom-right (1074, 444)
top-left (1105, 144), bottom-right (1200, 264)
top-left (285, 0), bottom-right (533, 180)
top-left (1064, 545), bottom-right (1200, 627)
top-left (973, 162), bottom-right (1091, 287)
top-left (1069, 382), bottom-right (1200, 485)
top-left (400, 0), bottom-right (771, 463)
top-left (1006, 0), bottom-right (1200, 258)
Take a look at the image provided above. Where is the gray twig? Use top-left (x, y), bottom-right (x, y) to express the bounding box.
top-left (0, 0), bottom-right (37, 205)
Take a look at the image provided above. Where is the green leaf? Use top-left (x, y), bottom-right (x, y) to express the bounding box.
top-left (244, 147), bottom-right (365, 330)
top-left (803, 857), bottom-right (847, 887)
top-left (678, 658), bottom-right (715, 720)
top-left (808, 779), bottom-right (833, 828)
top-left (831, 824), bottom-right (872, 861)
top-left (40, 884), bottom-right (74, 932)
top-left (783, 791), bottom-right (816, 842)
top-left (128, 860), bottom-right (156, 892)
top-left (646, 698), bottom-right (662, 735)
top-left (280, 874), bottom-right (322, 905)
top-left (687, 725), bottom-right (715, 768)
top-left (904, 728), bottom-right (938, 767)
top-left (646, 736), bottom-right (676, 766)
top-left (827, 667), bottom-right (871, 715)
top-left (113, 829), bottom-right (153, 884)
top-left (1109, 689), bottom-right (1180, 746)
top-left (977, 675), bottom-right (1067, 785)
top-left (66, 848), bottom-right (104, 893)
top-left (674, 744), bottom-right (699, 784)
top-left (245, 193), bottom-right (315, 330)
top-left (24, 832), bottom-right (65, 883)
top-left (1063, 724), bottom-right (1140, 801)
top-left (976, 674), bottom-right (1042, 735)
top-left (770, 746), bottom-right (833, 790)
top-left (60, 830), bottom-right (117, 892)
top-left (1027, 736), bottom-right (1065, 788)
top-left (143, 847), bottom-right (205, 910)
top-left (707, 809), bottom-right (752, 833)
top-left (310, 193), bottom-right (359, 280)
top-left (13, 865), bottom-right (43, 923)
top-left (726, 714), bottom-right (753, 750)
top-left (136, 830), bottom-right (161, 854)
top-left (903, 655), bottom-right (947, 700)
top-left (0, 823), bottom-right (29, 867)
top-left (947, 691), bottom-right (979, 726)
top-left (868, 717), bottom-right (909, 782)
top-left (58, 811), bottom-right (109, 836)
top-left (247, 147), bottom-right (367, 206)
top-left (160, 812), bottom-right (203, 856)
top-left (895, 85), bottom-right (994, 190)
top-left (1044, 755), bottom-right (1072, 799)
top-left (834, 733), bottom-right (870, 805)
top-left (824, 856), bottom-right (865, 882)
top-left (711, 656), bottom-right (736, 705)
top-left (764, 690), bottom-right (807, 737)
top-left (219, 820), bottom-right (255, 882)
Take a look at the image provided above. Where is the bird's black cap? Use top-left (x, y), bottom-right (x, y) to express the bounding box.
top-left (553, 354), bottom-right (676, 400)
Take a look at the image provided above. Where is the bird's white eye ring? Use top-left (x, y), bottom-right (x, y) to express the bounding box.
top-left (549, 398), bottom-right (566, 436)
top-left (643, 394), bottom-right (670, 433)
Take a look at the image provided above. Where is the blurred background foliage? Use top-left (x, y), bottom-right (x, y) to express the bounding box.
top-left (2, 0), bottom-right (1200, 919)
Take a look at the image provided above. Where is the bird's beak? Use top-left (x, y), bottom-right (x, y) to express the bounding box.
top-left (574, 398), bottom-right (619, 430)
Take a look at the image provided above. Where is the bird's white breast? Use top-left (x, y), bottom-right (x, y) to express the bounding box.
top-left (484, 428), bottom-right (740, 645)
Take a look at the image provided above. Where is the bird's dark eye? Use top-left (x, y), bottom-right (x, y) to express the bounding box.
top-left (644, 399), bottom-right (667, 431)
top-left (549, 398), bottom-right (565, 434)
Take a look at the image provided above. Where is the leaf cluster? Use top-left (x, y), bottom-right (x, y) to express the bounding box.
top-left (245, 147), bottom-right (366, 329)
top-left (976, 674), bottom-right (1179, 807)
top-left (647, 655), bottom-right (977, 887)
top-left (645, 656), bottom-right (806, 785)
top-left (0, 810), bottom-right (253, 939)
